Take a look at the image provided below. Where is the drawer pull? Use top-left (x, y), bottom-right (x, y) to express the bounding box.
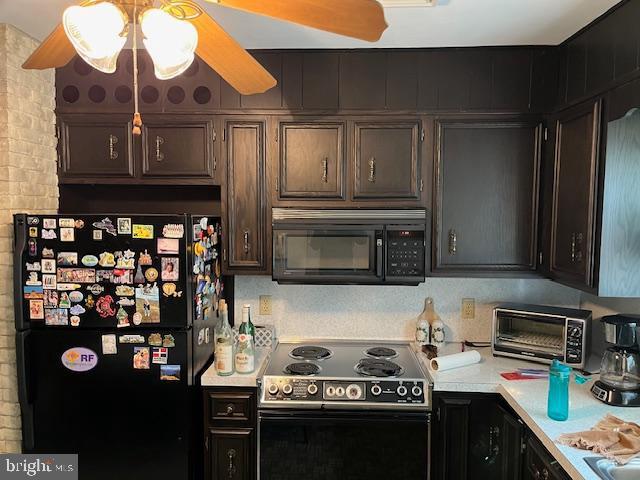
top-left (321, 157), bottom-right (328, 183)
top-left (448, 229), bottom-right (457, 256)
top-left (227, 448), bottom-right (236, 478)
top-left (108, 135), bottom-right (118, 160)
top-left (243, 231), bottom-right (250, 254)
top-left (368, 157), bottom-right (376, 183)
top-left (226, 403), bottom-right (235, 415)
top-left (155, 136), bottom-right (165, 162)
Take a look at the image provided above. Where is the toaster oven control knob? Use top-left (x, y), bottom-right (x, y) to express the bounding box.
top-left (397, 385), bottom-right (408, 397)
top-left (411, 385), bottom-right (423, 397)
top-left (569, 326), bottom-right (582, 338)
top-left (307, 383), bottom-right (318, 395)
top-left (282, 384), bottom-right (293, 395)
top-left (346, 384), bottom-right (363, 400)
top-left (268, 383), bottom-right (279, 395)
top-left (371, 385), bottom-right (382, 396)
top-left (335, 386), bottom-right (346, 397)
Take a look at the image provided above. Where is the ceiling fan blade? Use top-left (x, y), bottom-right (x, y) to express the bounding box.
top-left (22, 24), bottom-right (76, 70)
top-left (189, 12), bottom-right (277, 95)
top-left (207, 0), bottom-right (388, 41)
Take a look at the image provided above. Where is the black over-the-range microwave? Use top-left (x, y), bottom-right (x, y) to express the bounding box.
top-left (272, 208), bottom-right (428, 285)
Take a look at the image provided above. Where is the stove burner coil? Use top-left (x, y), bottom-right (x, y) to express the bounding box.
top-left (365, 347), bottom-right (398, 359)
top-left (289, 346), bottom-right (333, 361)
top-left (355, 358), bottom-right (404, 378)
top-left (284, 362), bottom-right (321, 376)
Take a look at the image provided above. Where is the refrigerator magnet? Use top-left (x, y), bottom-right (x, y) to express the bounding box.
top-left (92, 230), bottom-right (103, 241)
top-left (98, 252), bottom-right (115, 268)
top-left (135, 284), bottom-right (160, 323)
top-left (148, 333), bottom-right (162, 346)
top-left (85, 294), bottom-right (95, 309)
top-left (69, 291), bottom-right (83, 303)
top-left (29, 300), bottom-right (44, 320)
top-left (162, 335), bottom-right (175, 348)
top-left (28, 239), bottom-right (38, 257)
top-left (41, 247), bottom-right (54, 258)
top-left (41, 229), bottom-right (56, 240)
top-left (45, 308), bottom-right (68, 326)
top-left (162, 223), bottom-right (184, 239)
top-left (42, 274), bottom-right (57, 290)
top-left (44, 290), bottom-right (58, 308)
top-left (29, 227), bottom-right (38, 238)
top-left (144, 267), bottom-right (159, 283)
top-left (59, 293), bottom-right (71, 309)
top-left (157, 238), bottom-right (179, 255)
top-left (74, 219), bottom-right (84, 229)
top-left (43, 218), bottom-right (57, 229)
top-left (69, 305), bottom-right (86, 316)
top-left (161, 258), bottom-right (179, 281)
top-left (26, 272), bottom-right (41, 286)
top-left (102, 334), bottom-right (117, 355)
top-left (138, 250), bottom-right (153, 266)
top-left (115, 285), bottom-right (135, 297)
top-left (81, 255), bottom-right (99, 267)
top-left (60, 228), bottom-right (75, 242)
top-left (70, 315), bottom-right (80, 327)
top-left (160, 365), bottom-right (180, 381)
top-left (57, 283), bottom-right (82, 291)
top-left (162, 283), bottom-right (182, 298)
top-left (116, 306), bottom-right (130, 327)
top-left (152, 347), bottom-right (168, 364)
top-left (23, 286), bottom-right (43, 300)
top-left (92, 218), bottom-right (117, 236)
top-left (96, 295), bottom-right (116, 318)
top-left (57, 252), bottom-right (78, 267)
top-left (41, 259), bottom-right (56, 273)
top-left (132, 312), bottom-right (142, 326)
top-left (87, 284), bottom-right (104, 295)
top-left (59, 218), bottom-right (75, 228)
top-left (117, 218), bottom-right (132, 235)
top-left (117, 298), bottom-right (135, 307)
top-left (26, 262), bottom-right (41, 272)
top-left (133, 347), bottom-right (150, 369)
top-left (27, 216), bottom-right (39, 226)
top-left (119, 334), bottom-right (145, 344)
top-left (132, 224), bottom-right (153, 239)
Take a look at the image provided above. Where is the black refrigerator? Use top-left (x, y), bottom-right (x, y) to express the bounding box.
top-left (13, 213), bottom-right (224, 480)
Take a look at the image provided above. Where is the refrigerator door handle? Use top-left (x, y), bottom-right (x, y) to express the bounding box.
top-left (16, 330), bottom-right (35, 450)
top-left (13, 214), bottom-right (28, 331)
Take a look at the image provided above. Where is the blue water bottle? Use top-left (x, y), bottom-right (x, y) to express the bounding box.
top-left (547, 359), bottom-right (571, 421)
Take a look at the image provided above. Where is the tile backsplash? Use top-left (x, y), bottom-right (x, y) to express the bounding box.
top-left (233, 277), bottom-right (581, 342)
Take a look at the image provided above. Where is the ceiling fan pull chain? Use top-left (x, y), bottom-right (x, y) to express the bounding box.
top-left (132, 0), bottom-right (142, 136)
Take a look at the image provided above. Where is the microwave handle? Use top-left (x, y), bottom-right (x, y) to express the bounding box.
top-left (376, 234), bottom-right (384, 278)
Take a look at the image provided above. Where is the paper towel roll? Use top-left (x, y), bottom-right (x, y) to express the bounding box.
top-left (430, 350), bottom-right (482, 372)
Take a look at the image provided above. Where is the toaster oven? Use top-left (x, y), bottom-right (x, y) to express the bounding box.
top-left (492, 303), bottom-right (593, 370)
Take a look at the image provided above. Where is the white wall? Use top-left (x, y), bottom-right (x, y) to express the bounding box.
top-left (580, 294), bottom-right (640, 320)
top-left (234, 276), bottom-right (581, 342)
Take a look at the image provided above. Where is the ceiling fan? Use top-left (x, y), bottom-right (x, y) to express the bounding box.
top-left (22, 0), bottom-right (389, 96)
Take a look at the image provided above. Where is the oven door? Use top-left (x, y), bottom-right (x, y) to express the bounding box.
top-left (258, 409), bottom-right (430, 480)
top-left (273, 225), bottom-right (384, 284)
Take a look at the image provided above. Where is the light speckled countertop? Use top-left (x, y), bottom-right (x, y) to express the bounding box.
top-left (201, 348), bottom-right (271, 387)
top-left (418, 343), bottom-right (640, 480)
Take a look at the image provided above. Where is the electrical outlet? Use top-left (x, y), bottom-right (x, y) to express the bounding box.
top-left (259, 295), bottom-right (272, 315)
top-left (461, 298), bottom-right (475, 319)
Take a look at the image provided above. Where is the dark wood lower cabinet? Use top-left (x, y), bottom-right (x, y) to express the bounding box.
top-left (432, 392), bottom-right (569, 480)
top-left (204, 388), bottom-right (257, 480)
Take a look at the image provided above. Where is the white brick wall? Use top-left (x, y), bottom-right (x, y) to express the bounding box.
top-left (0, 24), bottom-right (58, 453)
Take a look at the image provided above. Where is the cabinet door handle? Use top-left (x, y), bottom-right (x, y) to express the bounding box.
top-left (570, 233), bottom-right (576, 263)
top-left (225, 403), bottom-right (234, 415)
top-left (448, 229), bottom-right (457, 256)
top-left (484, 426), bottom-right (500, 463)
top-left (227, 448), bottom-right (237, 478)
top-left (155, 136), bottom-right (165, 162)
top-left (542, 468), bottom-right (550, 480)
top-left (108, 135), bottom-right (118, 160)
top-left (368, 157), bottom-right (376, 183)
top-left (243, 230), bottom-right (250, 254)
top-left (575, 233), bottom-right (583, 263)
top-left (321, 157), bottom-right (328, 183)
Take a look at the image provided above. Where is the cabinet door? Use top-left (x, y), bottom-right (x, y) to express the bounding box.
top-left (142, 118), bottom-right (215, 180)
top-left (353, 121), bottom-right (421, 200)
top-left (434, 396), bottom-right (471, 480)
top-left (223, 120), bottom-right (267, 272)
top-left (523, 434), bottom-right (571, 480)
top-left (496, 404), bottom-right (523, 480)
top-left (208, 428), bottom-right (255, 480)
top-left (278, 121), bottom-right (345, 199)
top-left (434, 119), bottom-right (541, 273)
top-left (59, 115), bottom-right (134, 180)
top-left (550, 100), bottom-right (601, 288)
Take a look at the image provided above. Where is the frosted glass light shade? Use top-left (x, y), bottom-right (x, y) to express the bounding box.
top-left (141, 8), bottom-right (198, 80)
top-left (63, 2), bottom-right (128, 74)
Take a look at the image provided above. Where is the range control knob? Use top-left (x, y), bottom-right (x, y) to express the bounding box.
top-left (335, 386), bottom-right (346, 397)
top-left (267, 383), bottom-right (279, 395)
top-left (397, 385), bottom-right (408, 397)
top-left (346, 384), bottom-right (363, 400)
top-left (371, 384), bottom-right (382, 396)
top-left (411, 385), bottom-right (423, 397)
top-left (307, 383), bottom-right (318, 395)
top-left (282, 384), bottom-right (293, 395)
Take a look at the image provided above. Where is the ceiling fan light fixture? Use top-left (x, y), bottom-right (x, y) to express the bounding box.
top-left (62, 2), bottom-right (128, 74)
top-left (141, 8), bottom-right (199, 80)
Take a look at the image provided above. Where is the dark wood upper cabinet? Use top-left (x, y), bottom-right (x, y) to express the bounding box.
top-left (434, 118), bottom-right (541, 274)
top-left (278, 120), bottom-right (345, 199)
top-left (353, 120), bottom-right (422, 200)
top-left (141, 117), bottom-right (215, 181)
top-left (549, 100), bottom-right (601, 288)
top-left (58, 115), bottom-right (135, 182)
top-left (223, 118), bottom-right (268, 273)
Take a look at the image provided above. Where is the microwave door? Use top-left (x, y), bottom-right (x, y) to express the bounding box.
top-left (273, 226), bottom-right (384, 284)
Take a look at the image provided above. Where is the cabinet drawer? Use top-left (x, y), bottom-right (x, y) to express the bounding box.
top-left (208, 391), bottom-right (256, 424)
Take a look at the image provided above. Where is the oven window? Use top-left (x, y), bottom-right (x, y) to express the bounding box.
top-left (284, 235), bottom-right (371, 270)
top-left (260, 413), bottom-right (428, 480)
top-left (495, 313), bottom-right (564, 354)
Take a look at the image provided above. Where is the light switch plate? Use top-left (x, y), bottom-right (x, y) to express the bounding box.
top-left (461, 298), bottom-right (475, 319)
top-left (259, 295), bottom-right (272, 315)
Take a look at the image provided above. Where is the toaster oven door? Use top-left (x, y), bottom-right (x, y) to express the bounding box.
top-left (493, 310), bottom-right (566, 361)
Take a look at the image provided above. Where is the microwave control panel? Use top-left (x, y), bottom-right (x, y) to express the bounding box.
top-left (386, 229), bottom-right (425, 277)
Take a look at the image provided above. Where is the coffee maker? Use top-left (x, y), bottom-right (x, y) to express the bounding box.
top-left (591, 314), bottom-right (640, 407)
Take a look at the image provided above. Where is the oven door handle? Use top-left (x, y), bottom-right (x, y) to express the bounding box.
top-left (258, 410), bottom-right (430, 423)
top-left (376, 233), bottom-right (384, 279)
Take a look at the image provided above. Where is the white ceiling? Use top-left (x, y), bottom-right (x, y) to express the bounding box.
top-left (0, 0), bottom-right (622, 49)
